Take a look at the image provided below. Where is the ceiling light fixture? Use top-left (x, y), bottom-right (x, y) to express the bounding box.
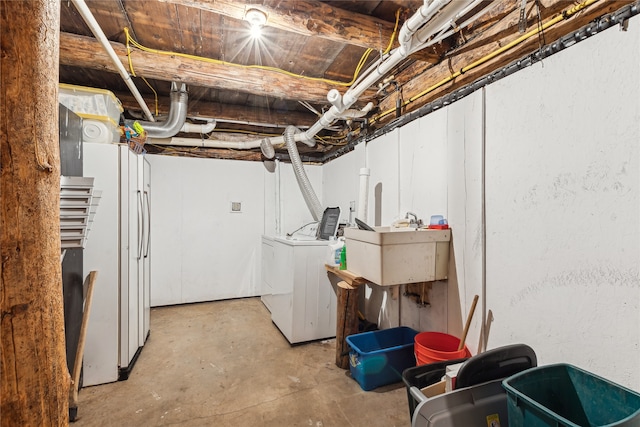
top-left (245, 8), bottom-right (267, 39)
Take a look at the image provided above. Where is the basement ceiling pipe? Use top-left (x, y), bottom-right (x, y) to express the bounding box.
top-left (151, 2), bottom-right (462, 151)
top-left (134, 82), bottom-right (188, 138)
top-left (302, 0), bottom-right (472, 141)
top-left (150, 131), bottom-right (309, 150)
top-left (149, 0), bottom-right (464, 225)
top-left (71, 0), bottom-right (155, 122)
top-left (398, 0), bottom-right (452, 56)
top-left (181, 119), bottom-right (216, 134)
top-left (286, 0), bottom-right (471, 222)
top-left (415, 0), bottom-right (488, 48)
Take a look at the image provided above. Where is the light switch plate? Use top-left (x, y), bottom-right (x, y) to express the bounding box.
top-left (231, 201), bottom-right (242, 213)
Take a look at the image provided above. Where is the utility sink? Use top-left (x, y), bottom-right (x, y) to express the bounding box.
top-left (343, 226), bottom-right (450, 286)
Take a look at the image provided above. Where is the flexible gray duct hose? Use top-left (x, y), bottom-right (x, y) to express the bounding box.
top-left (134, 82), bottom-right (188, 138)
top-left (284, 125), bottom-right (323, 221)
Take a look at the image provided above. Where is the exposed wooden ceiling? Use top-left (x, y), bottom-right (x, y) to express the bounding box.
top-left (58, 0), bottom-right (634, 161)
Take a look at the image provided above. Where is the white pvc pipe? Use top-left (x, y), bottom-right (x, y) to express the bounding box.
top-left (357, 168), bottom-right (370, 223)
top-left (422, 1), bottom-right (492, 48)
top-left (150, 129), bottom-right (313, 149)
top-left (150, 1), bottom-right (469, 152)
top-left (413, 0), bottom-right (479, 47)
top-left (275, 159), bottom-right (281, 236)
top-left (398, 0), bottom-right (452, 55)
top-left (150, 137), bottom-right (262, 149)
top-left (303, 0), bottom-right (466, 141)
top-left (180, 119), bottom-right (216, 134)
top-left (70, 0), bottom-right (155, 122)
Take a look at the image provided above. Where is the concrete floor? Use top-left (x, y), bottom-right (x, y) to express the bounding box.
top-left (74, 298), bottom-right (410, 426)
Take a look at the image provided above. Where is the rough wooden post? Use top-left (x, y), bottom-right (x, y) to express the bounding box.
top-left (1, 1), bottom-right (70, 425)
top-left (335, 281), bottom-right (361, 369)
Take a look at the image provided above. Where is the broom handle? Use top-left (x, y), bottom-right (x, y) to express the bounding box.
top-left (458, 295), bottom-right (479, 351)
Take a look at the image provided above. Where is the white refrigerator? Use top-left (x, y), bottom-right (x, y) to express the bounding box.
top-left (83, 142), bottom-right (151, 386)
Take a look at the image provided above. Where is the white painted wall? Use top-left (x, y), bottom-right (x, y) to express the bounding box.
top-left (320, 15), bottom-right (639, 390)
top-left (150, 155), bottom-right (322, 306)
top-left (445, 92), bottom-right (484, 355)
top-left (366, 130), bottom-right (400, 227)
top-left (397, 106), bottom-right (450, 336)
top-left (149, 155), bottom-right (266, 305)
top-left (484, 17), bottom-right (639, 389)
top-left (322, 143), bottom-right (365, 225)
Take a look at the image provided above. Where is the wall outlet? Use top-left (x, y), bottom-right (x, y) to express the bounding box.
top-left (350, 200), bottom-right (356, 211)
top-left (231, 201), bottom-right (242, 213)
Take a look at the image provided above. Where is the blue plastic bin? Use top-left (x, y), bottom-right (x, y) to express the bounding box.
top-left (346, 326), bottom-right (418, 391)
top-left (503, 363), bottom-right (640, 427)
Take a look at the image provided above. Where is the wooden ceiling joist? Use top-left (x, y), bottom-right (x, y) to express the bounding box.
top-left (116, 93), bottom-right (318, 127)
top-left (375, 0), bottom-right (635, 126)
top-left (60, 32), bottom-right (343, 104)
top-left (159, 0), bottom-right (398, 51)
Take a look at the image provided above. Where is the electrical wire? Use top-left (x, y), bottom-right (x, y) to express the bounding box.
top-left (349, 8), bottom-right (402, 90)
top-left (384, 9), bottom-right (402, 55)
top-left (125, 34), bottom-right (159, 116)
top-left (370, 0), bottom-right (600, 124)
top-left (124, 27), bottom-right (382, 88)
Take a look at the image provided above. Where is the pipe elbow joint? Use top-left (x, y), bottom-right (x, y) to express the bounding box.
top-left (327, 89), bottom-right (344, 111)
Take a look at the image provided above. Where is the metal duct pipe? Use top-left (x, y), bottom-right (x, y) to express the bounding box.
top-left (284, 126), bottom-right (323, 221)
top-left (134, 82), bottom-right (188, 138)
top-left (70, 0), bottom-right (155, 122)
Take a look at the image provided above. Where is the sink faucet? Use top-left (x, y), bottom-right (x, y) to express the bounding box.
top-left (405, 211), bottom-right (422, 228)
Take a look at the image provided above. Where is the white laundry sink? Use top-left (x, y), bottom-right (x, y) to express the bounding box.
top-left (343, 227), bottom-right (450, 286)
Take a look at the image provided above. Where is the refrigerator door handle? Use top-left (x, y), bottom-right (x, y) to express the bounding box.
top-left (137, 190), bottom-right (144, 260)
top-left (143, 190), bottom-right (150, 258)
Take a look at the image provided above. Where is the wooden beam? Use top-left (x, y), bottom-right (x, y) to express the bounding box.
top-left (1, 0), bottom-right (70, 425)
top-left (59, 32), bottom-right (341, 104)
top-left (116, 93), bottom-right (319, 127)
top-left (145, 144), bottom-right (264, 161)
top-left (160, 0), bottom-right (399, 51)
top-left (375, 0), bottom-right (635, 124)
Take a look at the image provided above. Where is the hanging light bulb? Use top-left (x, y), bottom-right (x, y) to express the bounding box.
top-left (244, 8), bottom-right (267, 39)
top-left (250, 24), bottom-right (262, 39)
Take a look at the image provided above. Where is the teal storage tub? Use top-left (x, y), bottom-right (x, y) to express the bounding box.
top-left (503, 363), bottom-right (640, 427)
top-left (346, 326), bottom-right (418, 391)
